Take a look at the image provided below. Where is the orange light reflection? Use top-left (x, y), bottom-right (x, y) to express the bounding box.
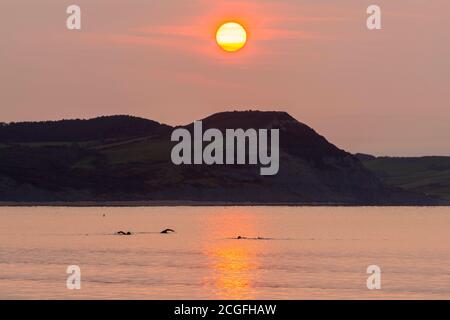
top-left (202, 208), bottom-right (262, 299)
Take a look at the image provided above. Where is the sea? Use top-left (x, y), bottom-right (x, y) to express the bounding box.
top-left (0, 206), bottom-right (449, 299)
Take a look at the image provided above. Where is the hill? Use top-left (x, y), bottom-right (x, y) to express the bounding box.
top-left (359, 156), bottom-right (450, 201)
top-left (0, 115), bottom-right (170, 143)
top-left (0, 112), bottom-right (444, 205)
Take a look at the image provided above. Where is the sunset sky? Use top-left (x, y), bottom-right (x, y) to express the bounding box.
top-left (1, 0), bottom-right (449, 156)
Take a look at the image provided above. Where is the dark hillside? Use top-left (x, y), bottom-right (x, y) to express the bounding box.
top-left (0, 115), bottom-right (171, 143)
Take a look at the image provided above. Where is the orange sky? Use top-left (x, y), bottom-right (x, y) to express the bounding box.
top-left (1, 0), bottom-right (449, 156)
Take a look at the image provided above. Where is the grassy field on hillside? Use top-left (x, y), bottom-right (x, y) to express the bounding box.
top-left (362, 157), bottom-right (450, 200)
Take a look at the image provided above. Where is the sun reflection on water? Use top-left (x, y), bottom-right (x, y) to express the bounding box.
top-left (201, 208), bottom-right (263, 299)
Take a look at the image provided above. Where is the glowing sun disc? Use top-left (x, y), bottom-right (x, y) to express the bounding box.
top-left (216, 22), bottom-right (247, 52)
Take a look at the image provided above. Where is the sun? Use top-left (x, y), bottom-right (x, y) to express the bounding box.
top-left (216, 22), bottom-right (247, 52)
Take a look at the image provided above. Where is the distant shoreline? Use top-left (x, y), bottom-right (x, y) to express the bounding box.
top-left (0, 201), bottom-right (448, 207)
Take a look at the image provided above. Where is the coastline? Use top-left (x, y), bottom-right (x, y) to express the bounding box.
top-left (1, 201), bottom-right (449, 207)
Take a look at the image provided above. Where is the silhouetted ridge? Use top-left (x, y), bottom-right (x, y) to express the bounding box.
top-left (195, 110), bottom-right (347, 163)
top-left (0, 115), bottom-right (171, 142)
top-left (199, 111), bottom-right (296, 129)
top-left (0, 110), bottom-right (443, 205)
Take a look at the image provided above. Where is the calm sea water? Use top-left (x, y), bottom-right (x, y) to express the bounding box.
top-left (0, 206), bottom-right (449, 299)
